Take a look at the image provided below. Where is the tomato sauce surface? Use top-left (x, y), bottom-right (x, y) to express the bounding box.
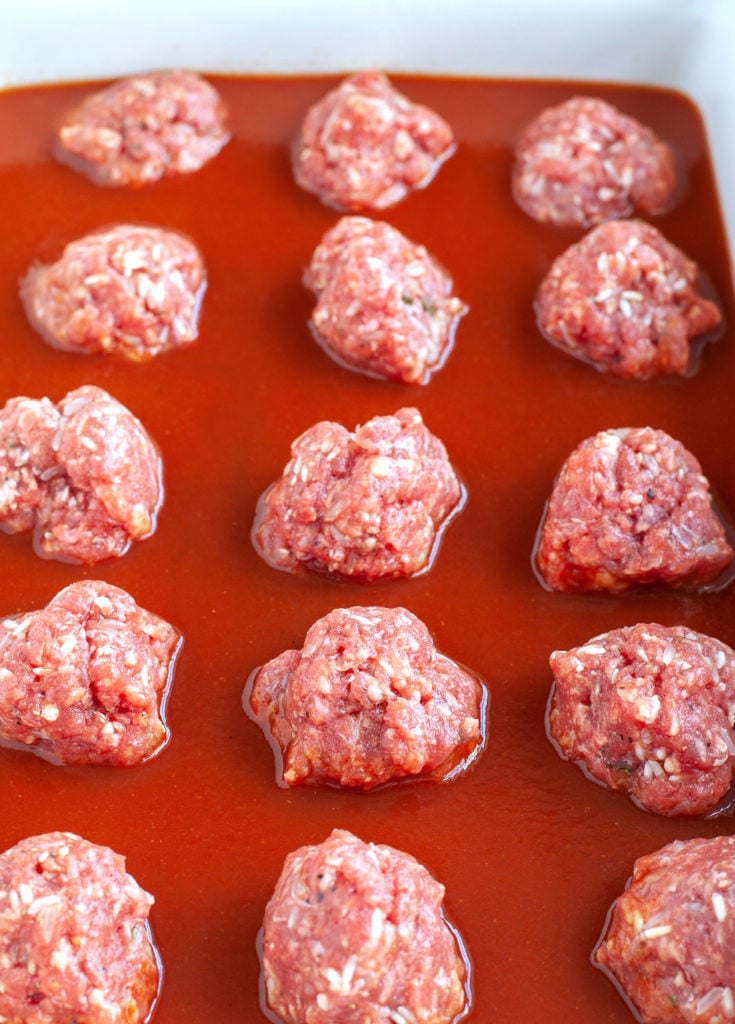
top-left (0, 75), bottom-right (733, 1024)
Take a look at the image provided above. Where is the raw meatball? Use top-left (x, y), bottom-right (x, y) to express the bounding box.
top-left (548, 623), bottom-right (735, 816)
top-left (535, 219), bottom-right (721, 378)
top-left (0, 831), bottom-right (159, 1024)
top-left (596, 835), bottom-right (735, 1024)
top-left (293, 70), bottom-right (454, 210)
top-left (0, 580), bottom-right (180, 767)
top-left (261, 828), bottom-right (468, 1024)
top-left (304, 217), bottom-right (466, 384)
top-left (536, 427), bottom-right (733, 592)
top-left (513, 95), bottom-right (677, 228)
top-left (247, 606), bottom-right (485, 788)
top-left (252, 407), bottom-right (462, 581)
top-left (0, 385), bottom-right (162, 564)
top-left (55, 69), bottom-right (229, 186)
top-left (21, 224), bottom-right (206, 361)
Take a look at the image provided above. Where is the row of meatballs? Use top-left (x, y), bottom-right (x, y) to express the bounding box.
top-left (4, 826), bottom-right (735, 1024)
top-left (5, 575), bottom-right (735, 821)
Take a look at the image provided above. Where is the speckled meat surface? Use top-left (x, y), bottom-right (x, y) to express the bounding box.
top-left (304, 217), bottom-right (466, 384)
top-left (252, 407), bottom-right (462, 581)
top-left (0, 580), bottom-right (180, 767)
top-left (535, 219), bottom-right (721, 378)
top-left (54, 69), bottom-right (229, 186)
top-left (293, 71), bottom-right (454, 210)
top-left (0, 385), bottom-right (162, 564)
top-left (21, 225), bottom-right (206, 360)
top-left (548, 623), bottom-right (735, 816)
top-left (0, 831), bottom-right (158, 1024)
top-left (596, 835), bottom-right (735, 1024)
top-left (513, 95), bottom-right (677, 228)
top-left (261, 828), bottom-right (468, 1024)
top-left (247, 606), bottom-right (484, 789)
top-left (536, 427), bottom-right (733, 592)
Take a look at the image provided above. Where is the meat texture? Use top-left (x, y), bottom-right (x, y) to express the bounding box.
top-left (548, 623), bottom-right (735, 816)
top-left (0, 385), bottom-right (162, 564)
top-left (55, 69), bottom-right (229, 186)
top-left (293, 70), bottom-right (454, 210)
top-left (21, 224), bottom-right (206, 361)
top-left (0, 580), bottom-right (180, 767)
top-left (536, 427), bottom-right (733, 592)
top-left (252, 407), bottom-right (462, 581)
top-left (247, 605), bottom-right (485, 789)
top-left (596, 835), bottom-right (735, 1024)
top-left (304, 217), bottom-right (466, 384)
top-left (535, 219), bottom-right (721, 378)
top-left (512, 95), bottom-right (677, 228)
top-left (0, 831), bottom-right (159, 1024)
top-left (262, 828), bottom-right (468, 1024)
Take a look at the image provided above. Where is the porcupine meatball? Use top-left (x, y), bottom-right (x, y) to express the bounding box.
top-left (247, 605), bottom-right (485, 788)
top-left (535, 427), bottom-right (733, 592)
top-left (261, 829), bottom-right (469, 1024)
top-left (512, 95), bottom-right (677, 228)
top-left (54, 69), bottom-right (229, 186)
top-left (0, 580), bottom-right (180, 766)
top-left (293, 70), bottom-right (454, 210)
top-left (0, 831), bottom-right (159, 1024)
top-left (548, 623), bottom-right (735, 816)
top-left (0, 385), bottom-right (162, 564)
top-left (535, 219), bottom-right (721, 378)
top-left (252, 407), bottom-right (462, 581)
top-left (21, 224), bottom-right (206, 360)
top-left (304, 216), bottom-right (466, 384)
top-left (596, 835), bottom-right (735, 1024)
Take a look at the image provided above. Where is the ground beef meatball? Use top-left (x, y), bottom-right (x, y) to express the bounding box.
top-left (304, 217), bottom-right (466, 384)
top-left (0, 580), bottom-right (180, 767)
top-left (247, 606), bottom-right (485, 789)
top-left (535, 219), bottom-right (721, 379)
top-left (21, 224), bottom-right (206, 361)
top-left (512, 95), bottom-right (677, 228)
top-left (0, 831), bottom-right (159, 1024)
top-left (596, 835), bottom-right (735, 1024)
top-left (536, 427), bottom-right (733, 592)
top-left (252, 407), bottom-right (462, 581)
top-left (54, 69), bottom-right (229, 186)
top-left (0, 385), bottom-right (162, 564)
top-left (548, 623), bottom-right (735, 816)
top-left (261, 828), bottom-right (468, 1024)
top-left (293, 71), bottom-right (454, 211)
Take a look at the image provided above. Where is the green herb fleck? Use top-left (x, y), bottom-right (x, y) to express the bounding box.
top-left (401, 293), bottom-right (414, 305)
top-left (421, 298), bottom-right (437, 315)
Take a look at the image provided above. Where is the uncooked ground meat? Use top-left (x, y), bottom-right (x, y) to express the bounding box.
top-left (548, 623), bottom-right (735, 816)
top-left (0, 385), bottom-right (162, 564)
top-left (512, 95), bottom-right (677, 228)
top-left (596, 835), bottom-right (735, 1024)
top-left (247, 606), bottom-right (484, 788)
top-left (304, 216), bottom-right (466, 384)
top-left (55, 69), bottom-right (229, 186)
top-left (262, 829), bottom-right (468, 1024)
top-left (0, 831), bottom-right (158, 1024)
top-left (21, 224), bottom-right (206, 360)
top-left (252, 407), bottom-right (462, 581)
top-left (536, 427), bottom-right (733, 592)
top-left (0, 580), bottom-right (180, 767)
top-left (535, 219), bottom-right (721, 378)
top-left (293, 71), bottom-right (454, 210)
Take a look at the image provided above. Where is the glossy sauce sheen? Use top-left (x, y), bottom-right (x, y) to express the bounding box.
top-left (0, 76), bottom-right (733, 1024)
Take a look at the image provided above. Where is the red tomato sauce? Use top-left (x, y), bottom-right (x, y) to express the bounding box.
top-left (0, 75), bottom-right (732, 1024)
